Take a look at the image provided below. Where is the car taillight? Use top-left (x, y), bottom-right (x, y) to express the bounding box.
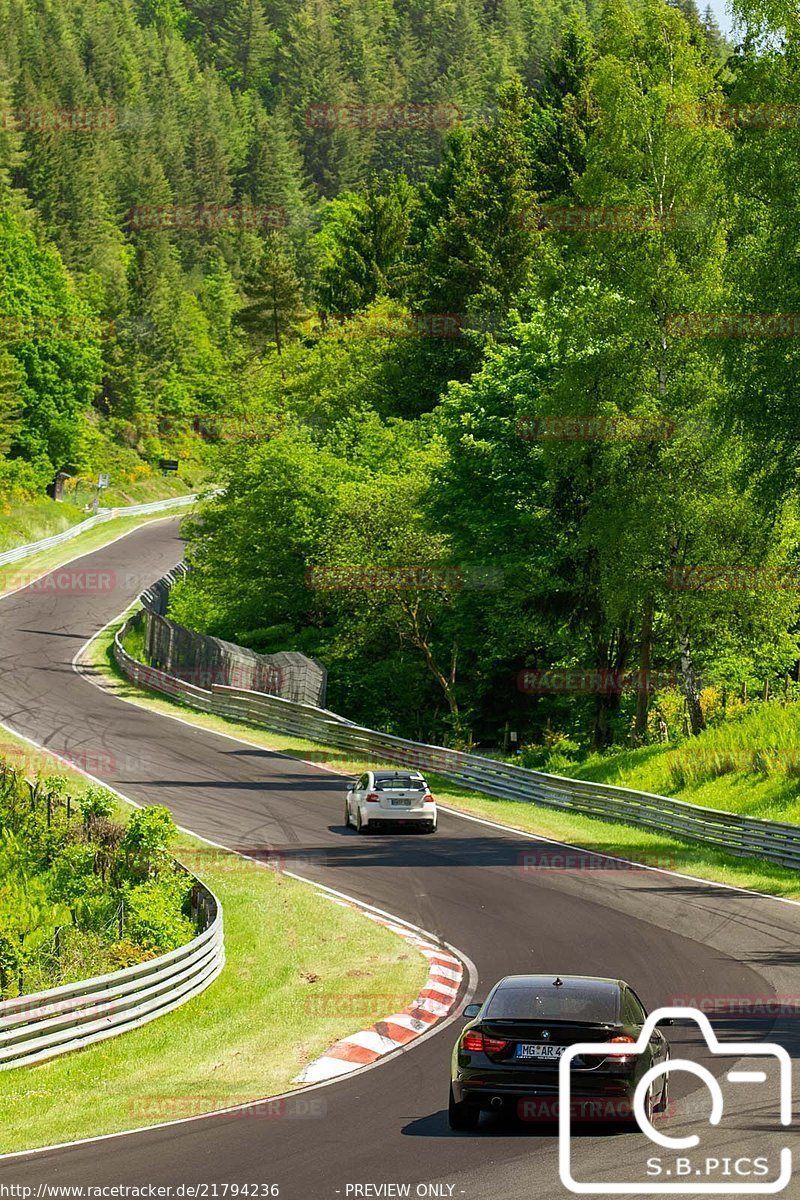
top-left (461, 1030), bottom-right (508, 1054)
top-left (366, 792), bottom-right (380, 803)
top-left (422, 793), bottom-right (435, 803)
top-left (609, 1035), bottom-right (636, 1059)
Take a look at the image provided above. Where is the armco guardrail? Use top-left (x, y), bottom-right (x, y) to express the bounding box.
top-left (0, 493), bottom-right (205, 570)
top-left (112, 625), bottom-right (800, 871)
top-left (0, 878), bottom-right (223, 1070)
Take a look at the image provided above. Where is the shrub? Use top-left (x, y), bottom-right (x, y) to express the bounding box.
top-left (80, 786), bottom-right (115, 832)
top-left (121, 806), bottom-right (178, 878)
top-left (124, 875), bottom-right (194, 953)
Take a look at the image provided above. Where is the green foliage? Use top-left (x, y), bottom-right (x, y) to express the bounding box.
top-left (170, 0), bottom-right (800, 756)
top-left (123, 875), bottom-right (195, 953)
top-left (0, 760), bottom-right (195, 997)
top-left (7, 0), bottom-right (800, 760)
top-left (79, 786), bottom-right (115, 828)
top-left (121, 806), bottom-right (178, 877)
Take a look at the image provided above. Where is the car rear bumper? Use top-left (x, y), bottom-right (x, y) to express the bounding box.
top-left (453, 1075), bottom-right (636, 1108)
top-left (362, 806), bottom-right (436, 824)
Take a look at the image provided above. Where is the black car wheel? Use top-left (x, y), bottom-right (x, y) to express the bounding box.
top-left (344, 801), bottom-right (351, 828)
top-left (448, 1085), bottom-right (480, 1131)
top-left (620, 1083), bottom-right (654, 1132)
top-left (654, 1067), bottom-right (669, 1114)
top-left (356, 808), bottom-right (369, 834)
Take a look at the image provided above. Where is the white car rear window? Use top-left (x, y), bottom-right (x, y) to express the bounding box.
top-left (374, 775), bottom-right (426, 791)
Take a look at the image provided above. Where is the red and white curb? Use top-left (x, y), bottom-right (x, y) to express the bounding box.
top-left (293, 901), bottom-right (464, 1085)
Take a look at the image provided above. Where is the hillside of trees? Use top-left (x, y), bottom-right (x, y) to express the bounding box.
top-left (0, 0), bottom-right (616, 496)
top-left (10, 0), bottom-right (800, 755)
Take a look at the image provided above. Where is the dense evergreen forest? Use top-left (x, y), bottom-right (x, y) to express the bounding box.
top-left (5, 0), bottom-right (800, 753)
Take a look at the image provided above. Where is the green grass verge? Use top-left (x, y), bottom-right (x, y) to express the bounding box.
top-left (0, 497), bottom-right (89, 555)
top-left (0, 468), bottom-right (211, 560)
top-left (87, 619), bottom-right (800, 902)
top-left (522, 703), bottom-right (800, 824)
top-left (0, 726), bottom-right (428, 1154)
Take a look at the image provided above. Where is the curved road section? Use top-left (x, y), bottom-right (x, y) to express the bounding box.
top-left (0, 519), bottom-right (798, 1198)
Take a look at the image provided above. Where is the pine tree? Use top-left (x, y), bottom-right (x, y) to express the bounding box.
top-left (221, 0), bottom-right (278, 94)
top-left (314, 176), bottom-right (414, 313)
top-left (280, 0), bottom-right (365, 194)
top-left (701, 5), bottom-right (728, 58)
top-left (0, 66), bottom-right (26, 209)
top-left (237, 234), bottom-right (304, 354)
top-left (528, 10), bottom-right (594, 200)
top-left (412, 76), bottom-right (539, 315)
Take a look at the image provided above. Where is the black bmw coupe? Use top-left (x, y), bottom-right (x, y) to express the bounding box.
top-left (449, 974), bottom-right (671, 1131)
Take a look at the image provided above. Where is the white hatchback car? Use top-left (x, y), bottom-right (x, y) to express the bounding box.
top-left (345, 770), bottom-right (438, 834)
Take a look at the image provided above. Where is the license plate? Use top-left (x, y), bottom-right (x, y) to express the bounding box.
top-left (515, 1043), bottom-right (565, 1060)
top-left (391, 797), bottom-right (412, 806)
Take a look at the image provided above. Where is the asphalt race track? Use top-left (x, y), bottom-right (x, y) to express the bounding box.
top-left (0, 519), bottom-right (798, 1199)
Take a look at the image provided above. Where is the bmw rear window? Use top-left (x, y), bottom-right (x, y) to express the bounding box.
top-left (374, 775), bottom-right (426, 791)
top-left (484, 983), bottom-right (619, 1023)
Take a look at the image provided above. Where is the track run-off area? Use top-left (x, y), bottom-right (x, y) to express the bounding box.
top-left (0, 518), bottom-right (798, 1199)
